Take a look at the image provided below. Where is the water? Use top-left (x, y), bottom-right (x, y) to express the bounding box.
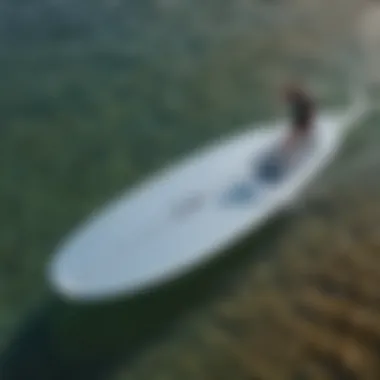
top-left (0, 1), bottom-right (378, 379)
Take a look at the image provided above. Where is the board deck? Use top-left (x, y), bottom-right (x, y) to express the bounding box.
top-left (47, 103), bottom-right (367, 303)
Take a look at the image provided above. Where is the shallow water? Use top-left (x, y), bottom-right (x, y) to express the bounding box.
top-left (0, 1), bottom-right (376, 379)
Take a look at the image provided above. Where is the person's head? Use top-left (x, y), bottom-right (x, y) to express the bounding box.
top-left (283, 83), bottom-right (300, 100)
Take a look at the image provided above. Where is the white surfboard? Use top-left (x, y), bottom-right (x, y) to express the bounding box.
top-left (47, 99), bottom-right (368, 303)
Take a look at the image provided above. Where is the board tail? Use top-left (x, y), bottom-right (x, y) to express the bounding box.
top-left (340, 87), bottom-right (370, 133)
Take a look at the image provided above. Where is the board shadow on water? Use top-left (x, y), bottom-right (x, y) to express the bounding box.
top-left (0, 211), bottom-right (293, 380)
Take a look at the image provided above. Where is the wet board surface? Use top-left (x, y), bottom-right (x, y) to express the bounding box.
top-left (47, 104), bottom-right (366, 303)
